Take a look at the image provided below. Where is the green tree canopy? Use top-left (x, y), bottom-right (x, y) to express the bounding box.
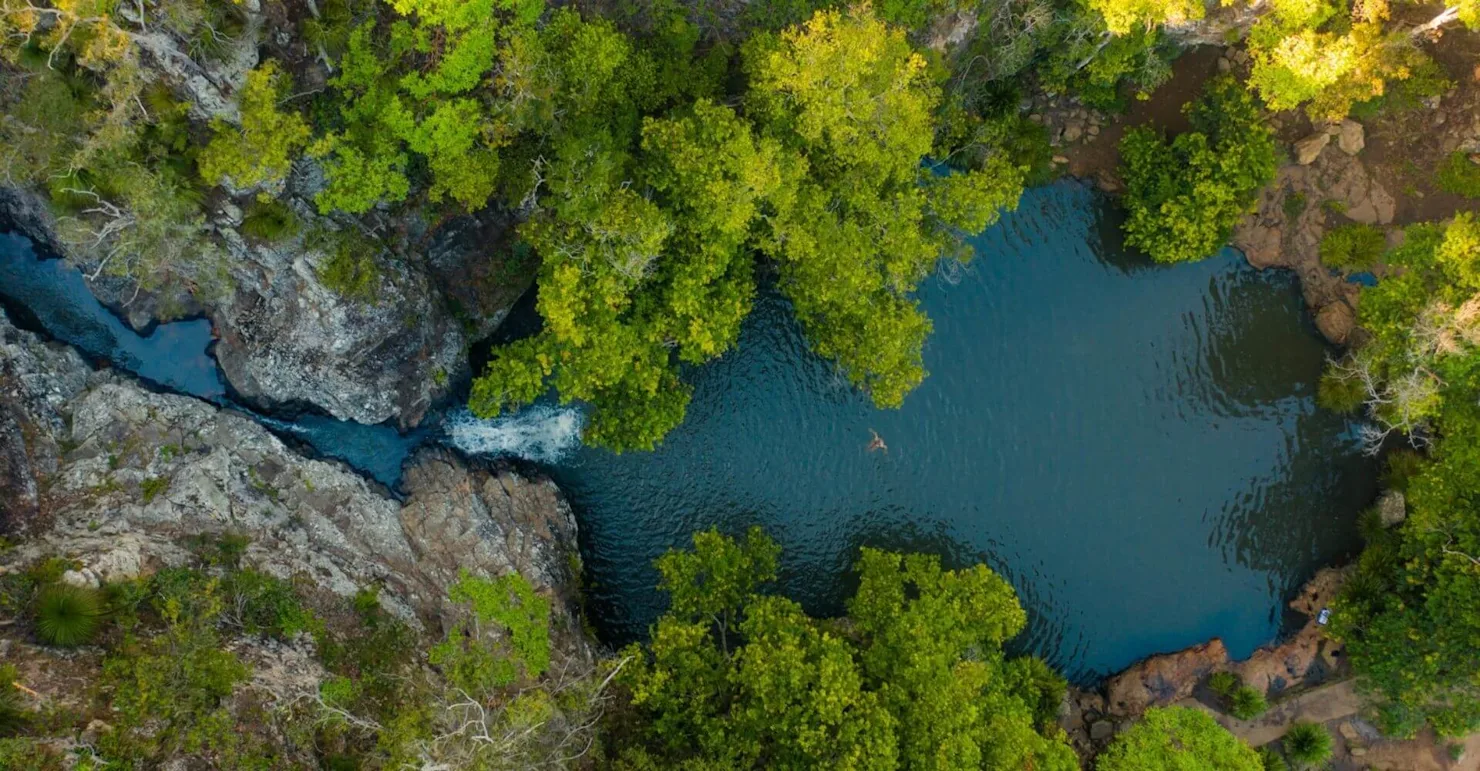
top-left (613, 528), bottom-right (1077, 770)
top-left (1118, 76), bottom-right (1276, 263)
top-left (1096, 706), bottom-right (1263, 771)
top-left (1325, 214), bottom-right (1480, 739)
top-left (746, 6), bottom-right (1024, 408)
top-left (471, 6), bottom-right (1023, 451)
top-left (198, 62), bottom-right (311, 191)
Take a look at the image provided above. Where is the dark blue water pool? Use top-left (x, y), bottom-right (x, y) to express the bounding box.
top-left (545, 181), bottom-right (1378, 682)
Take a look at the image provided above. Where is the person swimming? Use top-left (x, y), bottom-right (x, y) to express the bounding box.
top-left (867, 429), bottom-right (887, 453)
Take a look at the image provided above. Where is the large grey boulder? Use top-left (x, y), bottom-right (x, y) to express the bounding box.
top-left (211, 228), bottom-right (467, 429)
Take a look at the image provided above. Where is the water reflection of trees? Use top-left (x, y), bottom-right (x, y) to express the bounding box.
top-left (1193, 267), bottom-right (1328, 412)
top-left (1210, 410), bottom-right (1378, 579)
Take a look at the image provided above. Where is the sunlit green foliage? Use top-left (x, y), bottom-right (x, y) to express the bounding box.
top-left (473, 7), bottom-right (1022, 450)
top-left (98, 574), bottom-right (255, 765)
top-left (429, 571), bottom-right (551, 691)
top-left (613, 528), bottom-right (1077, 770)
top-left (1088, 0), bottom-right (1202, 35)
top-left (198, 62), bottom-right (311, 190)
top-left (1097, 706), bottom-right (1263, 771)
top-left (1119, 76), bottom-right (1277, 263)
top-left (1247, 0), bottom-right (1445, 120)
top-left (747, 6), bottom-right (1023, 408)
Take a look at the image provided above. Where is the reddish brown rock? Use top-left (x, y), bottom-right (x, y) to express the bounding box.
top-left (1105, 639), bottom-right (1230, 717)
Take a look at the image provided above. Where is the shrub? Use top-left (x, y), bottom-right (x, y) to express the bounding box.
top-left (1209, 671), bottom-right (1240, 697)
top-left (1436, 152), bottom-right (1480, 199)
top-left (221, 570), bottom-right (316, 639)
top-left (1259, 746), bottom-right (1290, 771)
top-left (1098, 706), bottom-right (1263, 771)
top-left (1283, 191), bottom-right (1307, 221)
top-left (1119, 77), bottom-right (1277, 263)
top-left (240, 198), bottom-right (302, 242)
top-left (1283, 721), bottom-right (1333, 766)
top-left (1319, 223), bottom-right (1386, 270)
top-left (140, 476), bottom-right (169, 503)
top-left (1230, 685), bottom-right (1269, 720)
top-left (0, 665), bottom-right (28, 735)
top-left (311, 229), bottom-right (382, 302)
top-left (197, 62), bottom-right (311, 190)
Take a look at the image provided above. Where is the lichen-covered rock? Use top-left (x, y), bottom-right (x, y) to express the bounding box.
top-left (1316, 301), bottom-right (1357, 345)
top-left (211, 229), bottom-right (466, 429)
top-left (0, 315), bottom-right (587, 651)
top-left (1337, 120), bottom-right (1366, 156)
top-left (1295, 133), bottom-right (1330, 165)
top-left (0, 313), bottom-right (95, 533)
top-left (1377, 490), bottom-right (1406, 527)
top-left (1, 182), bottom-right (479, 428)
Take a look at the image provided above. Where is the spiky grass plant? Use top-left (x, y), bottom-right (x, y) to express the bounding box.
top-left (1229, 685), bottom-right (1268, 720)
top-left (1283, 721), bottom-right (1333, 767)
top-left (1208, 671), bottom-right (1239, 698)
top-left (34, 584), bottom-right (104, 648)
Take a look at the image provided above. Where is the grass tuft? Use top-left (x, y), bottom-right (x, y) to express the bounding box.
top-left (35, 584), bottom-right (105, 648)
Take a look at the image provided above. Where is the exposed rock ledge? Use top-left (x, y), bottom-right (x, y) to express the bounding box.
top-left (0, 311), bottom-right (587, 654)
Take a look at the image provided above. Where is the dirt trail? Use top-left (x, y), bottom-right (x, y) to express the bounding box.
top-left (1178, 680), bottom-right (1362, 747)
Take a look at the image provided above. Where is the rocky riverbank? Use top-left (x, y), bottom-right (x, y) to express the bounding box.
top-left (1046, 33), bottom-right (1480, 347)
top-left (0, 308), bottom-right (590, 646)
top-left (0, 173), bottom-right (533, 431)
top-left (1063, 559), bottom-right (1480, 770)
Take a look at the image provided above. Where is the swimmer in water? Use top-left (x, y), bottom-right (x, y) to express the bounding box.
top-left (867, 429), bottom-right (887, 453)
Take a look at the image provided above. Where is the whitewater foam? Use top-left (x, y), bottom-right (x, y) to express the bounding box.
top-left (443, 405), bottom-right (585, 463)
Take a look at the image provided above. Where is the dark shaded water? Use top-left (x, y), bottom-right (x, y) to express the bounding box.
top-left (0, 181), bottom-right (1378, 682)
top-left (544, 182), bottom-right (1378, 682)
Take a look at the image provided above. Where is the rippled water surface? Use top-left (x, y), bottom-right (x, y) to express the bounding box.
top-left (545, 181), bottom-right (1378, 682)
